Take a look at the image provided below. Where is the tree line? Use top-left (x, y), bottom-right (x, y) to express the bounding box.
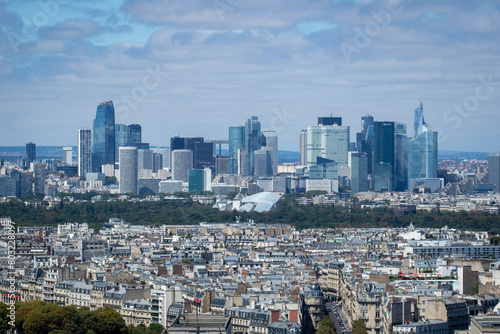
top-left (0, 193), bottom-right (499, 233)
top-left (0, 301), bottom-right (164, 334)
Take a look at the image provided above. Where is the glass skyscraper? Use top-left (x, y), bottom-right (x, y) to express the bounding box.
top-left (408, 104), bottom-right (438, 190)
top-left (92, 101), bottom-right (115, 171)
top-left (26, 142), bottom-right (36, 166)
top-left (373, 121), bottom-right (395, 191)
top-left (244, 116), bottom-right (263, 175)
top-left (229, 125), bottom-right (245, 174)
top-left (413, 102), bottom-right (424, 138)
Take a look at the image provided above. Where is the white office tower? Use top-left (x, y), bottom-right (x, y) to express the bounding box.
top-left (119, 147), bottom-right (138, 194)
top-left (63, 147), bottom-right (73, 164)
top-left (262, 131), bottom-right (278, 174)
top-left (204, 167), bottom-right (212, 192)
top-left (171, 149), bottom-right (193, 182)
top-left (306, 125), bottom-right (349, 167)
top-left (78, 130), bottom-right (92, 178)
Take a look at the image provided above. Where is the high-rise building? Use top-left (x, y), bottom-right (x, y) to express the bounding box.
top-left (171, 149), bottom-right (193, 182)
top-left (350, 152), bottom-right (368, 194)
top-left (394, 122), bottom-right (408, 192)
top-left (229, 125), bottom-right (245, 174)
top-left (188, 169), bottom-right (205, 194)
top-left (300, 130), bottom-right (307, 166)
top-left (115, 124), bottom-right (130, 162)
top-left (119, 147), bottom-right (138, 195)
top-left (153, 153), bottom-right (163, 173)
top-left (408, 104), bottom-right (438, 190)
top-left (373, 121), bottom-right (395, 192)
top-left (128, 124), bottom-right (142, 145)
top-left (152, 148), bottom-right (171, 170)
top-left (26, 142), bottom-right (36, 166)
top-left (262, 131), bottom-right (278, 174)
top-left (306, 124), bottom-right (349, 167)
top-left (20, 172), bottom-right (33, 197)
top-left (414, 102), bottom-right (424, 138)
top-left (170, 136), bottom-right (212, 170)
top-left (92, 101), bottom-right (115, 171)
top-left (318, 117), bottom-right (342, 126)
top-left (193, 142), bottom-right (214, 170)
top-left (254, 149), bottom-right (273, 177)
top-left (63, 147), bottom-right (73, 165)
top-left (33, 163), bottom-right (47, 195)
top-left (78, 130), bottom-right (92, 178)
top-left (356, 115), bottom-right (374, 174)
top-left (245, 116), bottom-right (263, 176)
top-left (138, 149), bottom-right (153, 170)
top-left (488, 152), bottom-right (500, 193)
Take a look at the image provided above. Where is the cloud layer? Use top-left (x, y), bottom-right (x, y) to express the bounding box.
top-left (0, 0), bottom-right (499, 152)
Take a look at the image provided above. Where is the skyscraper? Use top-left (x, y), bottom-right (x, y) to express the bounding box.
top-left (394, 122), bottom-right (408, 192)
top-left (128, 124), bottom-right (142, 145)
top-left (63, 147), bottom-right (73, 165)
top-left (254, 149), bottom-right (273, 177)
top-left (300, 130), bottom-right (307, 166)
top-left (26, 142), bottom-right (36, 166)
top-left (151, 148), bottom-right (171, 170)
top-left (138, 149), bottom-right (154, 170)
top-left (115, 124), bottom-right (130, 162)
top-left (489, 152), bottom-right (500, 192)
top-left (193, 142), bottom-right (214, 170)
top-left (92, 101), bottom-right (115, 171)
top-left (245, 116), bottom-right (263, 175)
top-left (306, 124), bottom-right (349, 167)
top-left (78, 129), bottom-right (92, 178)
top-left (414, 102), bottom-right (424, 138)
top-left (373, 121), bottom-right (395, 192)
top-left (119, 147), bottom-right (138, 194)
top-left (262, 131), bottom-right (278, 174)
top-left (408, 104), bottom-right (438, 190)
top-left (350, 152), bottom-right (368, 194)
top-left (356, 115), bottom-right (374, 174)
top-left (229, 125), bottom-right (245, 174)
top-left (171, 149), bottom-right (193, 182)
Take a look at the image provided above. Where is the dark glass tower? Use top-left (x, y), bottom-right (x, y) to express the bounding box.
top-left (92, 101), bottom-right (115, 172)
top-left (373, 122), bottom-right (395, 191)
top-left (128, 124), bottom-right (142, 145)
top-left (229, 126), bottom-right (245, 174)
top-left (26, 142), bottom-right (36, 166)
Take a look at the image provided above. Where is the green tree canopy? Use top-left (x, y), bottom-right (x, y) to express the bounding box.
top-left (316, 316), bottom-right (336, 334)
top-left (352, 319), bottom-right (368, 334)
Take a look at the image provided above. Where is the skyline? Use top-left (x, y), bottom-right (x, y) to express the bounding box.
top-left (0, 0), bottom-right (499, 151)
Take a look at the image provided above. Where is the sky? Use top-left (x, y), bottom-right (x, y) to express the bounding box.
top-left (0, 0), bottom-right (499, 152)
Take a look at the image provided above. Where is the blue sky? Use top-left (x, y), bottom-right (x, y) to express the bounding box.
top-left (0, 0), bottom-right (499, 152)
